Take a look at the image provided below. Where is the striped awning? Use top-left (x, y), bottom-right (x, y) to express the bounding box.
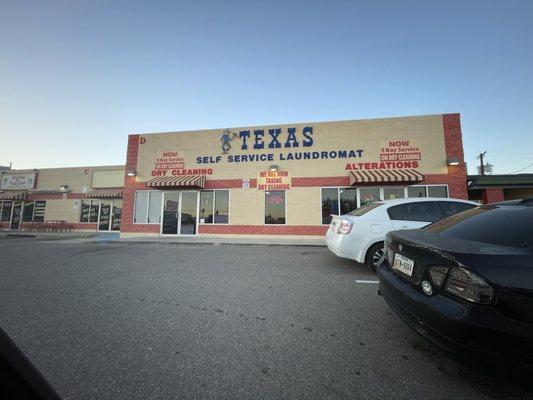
top-left (146, 175), bottom-right (206, 188)
top-left (0, 190), bottom-right (26, 200)
top-left (349, 169), bottom-right (424, 185)
top-left (85, 188), bottom-right (123, 198)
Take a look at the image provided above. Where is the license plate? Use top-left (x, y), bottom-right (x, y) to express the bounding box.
top-left (393, 253), bottom-right (414, 276)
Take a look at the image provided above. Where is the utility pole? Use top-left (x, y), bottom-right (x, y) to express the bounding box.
top-left (476, 151), bottom-right (487, 175)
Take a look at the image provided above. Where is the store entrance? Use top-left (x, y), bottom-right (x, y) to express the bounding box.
top-left (97, 201), bottom-right (122, 232)
top-left (10, 202), bottom-right (23, 230)
top-left (161, 191), bottom-right (198, 235)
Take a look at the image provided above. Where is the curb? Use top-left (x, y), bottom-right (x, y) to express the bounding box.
top-left (106, 240), bottom-right (327, 248)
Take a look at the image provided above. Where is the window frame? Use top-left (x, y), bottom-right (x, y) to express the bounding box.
top-left (79, 199), bottom-right (101, 223)
top-left (320, 185), bottom-right (450, 225)
top-left (387, 201), bottom-right (444, 223)
top-left (264, 190), bottom-right (287, 225)
top-left (320, 186), bottom-right (359, 225)
top-left (199, 189), bottom-right (230, 225)
top-left (0, 201), bottom-right (12, 222)
top-left (133, 190), bottom-right (163, 224)
top-left (22, 201), bottom-right (35, 222)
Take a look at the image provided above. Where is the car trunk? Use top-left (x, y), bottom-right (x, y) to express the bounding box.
top-left (386, 229), bottom-right (533, 324)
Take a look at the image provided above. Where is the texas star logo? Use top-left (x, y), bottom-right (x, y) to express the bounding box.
top-left (220, 129), bottom-right (237, 153)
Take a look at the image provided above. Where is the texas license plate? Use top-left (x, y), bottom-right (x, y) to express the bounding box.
top-left (393, 253), bottom-right (414, 276)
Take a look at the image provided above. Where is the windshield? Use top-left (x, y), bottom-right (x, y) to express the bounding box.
top-left (347, 202), bottom-right (383, 217)
top-left (424, 206), bottom-right (533, 248)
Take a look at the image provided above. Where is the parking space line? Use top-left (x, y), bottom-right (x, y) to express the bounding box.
top-left (355, 280), bottom-right (379, 284)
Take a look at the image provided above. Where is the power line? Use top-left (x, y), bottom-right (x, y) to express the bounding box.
top-left (511, 162), bottom-right (533, 174)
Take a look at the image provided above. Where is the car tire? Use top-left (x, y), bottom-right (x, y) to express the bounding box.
top-left (365, 242), bottom-right (385, 273)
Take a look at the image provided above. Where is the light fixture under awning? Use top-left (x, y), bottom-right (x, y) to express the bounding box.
top-left (0, 190), bottom-right (26, 200)
top-left (349, 170), bottom-right (424, 185)
top-left (145, 175), bottom-right (206, 189)
top-left (85, 188), bottom-right (124, 198)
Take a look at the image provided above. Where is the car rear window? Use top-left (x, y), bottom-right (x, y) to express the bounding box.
top-left (438, 201), bottom-right (476, 217)
top-left (387, 201), bottom-right (442, 222)
top-left (424, 206), bottom-right (533, 248)
top-left (348, 202), bottom-right (383, 216)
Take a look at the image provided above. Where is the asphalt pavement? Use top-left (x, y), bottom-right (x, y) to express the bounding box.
top-left (0, 237), bottom-right (531, 400)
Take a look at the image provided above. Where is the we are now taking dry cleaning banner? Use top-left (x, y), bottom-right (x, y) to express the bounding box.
top-left (257, 171), bottom-right (291, 191)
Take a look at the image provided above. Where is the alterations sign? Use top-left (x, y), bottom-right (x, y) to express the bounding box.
top-left (257, 171), bottom-right (291, 191)
top-left (0, 173), bottom-right (35, 190)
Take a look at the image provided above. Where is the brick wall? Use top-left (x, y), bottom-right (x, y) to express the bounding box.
top-left (482, 188), bottom-right (504, 204)
top-left (199, 224), bottom-right (328, 235)
top-left (442, 113), bottom-right (468, 199)
top-left (120, 114), bottom-right (469, 236)
top-left (120, 134), bottom-right (140, 234)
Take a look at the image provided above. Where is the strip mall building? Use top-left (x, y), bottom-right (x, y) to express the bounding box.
top-left (0, 114), bottom-right (467, 237)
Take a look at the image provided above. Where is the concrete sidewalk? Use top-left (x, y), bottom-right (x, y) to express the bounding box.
top-left (118, 235), bottom-right (327, 247)
top-left (0, 231), bottom-right (326, 247)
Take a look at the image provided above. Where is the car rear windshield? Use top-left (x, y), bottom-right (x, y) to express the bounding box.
top-left (424, 206), bottom-right (533, 248)
top-left (348, 202), bottom-right (383, 216)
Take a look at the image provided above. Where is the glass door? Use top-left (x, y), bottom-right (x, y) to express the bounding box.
top-left (161, 192), bottom-right (198, 235)
top-left (10, 202), bottom-right (23, 230)
top-left (162, 192), bottom-right (180, 235)
top-left (98, 201), bottom-right (112, 231)
top-left (179, 192), bottom-right (198, 235)
top-left (111, 203), bottom-right (122, 231)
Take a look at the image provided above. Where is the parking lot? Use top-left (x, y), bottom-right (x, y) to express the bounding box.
top-left (0, 236), bottom-right (531, 400)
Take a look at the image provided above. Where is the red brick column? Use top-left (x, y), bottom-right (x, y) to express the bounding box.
top-left (482, 188), bottom-right (504, 204)
top-left (121, 135), bottom-right (139, 233)
top-left (442, 114), bottom-right (468, 199)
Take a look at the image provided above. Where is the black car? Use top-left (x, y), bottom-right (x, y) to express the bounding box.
top-left (377, 201), bottom-right (533, 367)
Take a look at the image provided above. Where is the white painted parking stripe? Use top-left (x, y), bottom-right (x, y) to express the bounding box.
top-left (355, 280), bottom-right (379, 284)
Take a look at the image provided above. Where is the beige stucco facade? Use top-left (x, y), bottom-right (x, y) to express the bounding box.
top-left (0, 166), bottom-right (125, 231)
top-left (135, 114), bottom-right (448, 182)
top-left (121, 113), bottom-right (467, 237)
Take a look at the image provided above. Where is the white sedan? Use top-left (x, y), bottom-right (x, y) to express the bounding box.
top-left (325, 197), bottom-right (478, 271)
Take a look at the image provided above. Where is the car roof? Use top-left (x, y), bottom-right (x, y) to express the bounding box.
top-left (491, 198), bottom-right (533, 206)
top-left (377, 197), bottom-right (478, 207)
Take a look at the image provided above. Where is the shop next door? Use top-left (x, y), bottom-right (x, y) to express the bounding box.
top-left (161, 191), bottom-right (198, 235)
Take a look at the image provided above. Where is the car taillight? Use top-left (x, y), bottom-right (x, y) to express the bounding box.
top-left (337, 220), bottom-right (353, 235)
top-left (429, 265), bottom-right (493, 304)
top-left (443, 267), bottom-right (493, 304)
top-left (428, 266), bottom-right (450, 287)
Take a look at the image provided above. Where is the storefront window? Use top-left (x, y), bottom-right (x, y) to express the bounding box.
top-left (360, 188), bottom-right (381, 206)
top-left (148, 191), bottom-right (162, 223)
top-left (0, 201), bottom-right (13, 222)
top-left (111, 202), bottom-right (122, 231)
top-left (407, 186), bottom-right (427, 198)
top-left (265, 191), bottom-right (286, 224)
top-left (383, 187), bottom-right (405, 200)
top-left (428, 185), bottom-right (448, 198)
top-left (89, 201), bottom-right (100, 223)
top-left (321, 188), bottom-right (338, 224)
top-left (200, 190), bottom-right (229, 224)
top-left (134, 191), bottom-right (162, 224)
top-left (339, 188), bottom-right (357, 215)
top-left (200, 191), bottom-right (214, 223)
top-left (321, 187), bottom-right (358, 224)
top-left (22, 202), bottom-right (35, 222)
top-left (80, 200), bottom-right (100, 223)
top-left (33, 201), bottom-right (46, 222)
top-left (214, 190), bottom-right (229, 224)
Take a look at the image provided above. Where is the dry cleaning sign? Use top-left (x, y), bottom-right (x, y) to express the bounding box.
top-left (257, 171), bottom-right (291, 190)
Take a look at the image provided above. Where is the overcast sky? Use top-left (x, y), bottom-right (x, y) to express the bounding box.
top-left (1, 0), bottom-right (532, 174)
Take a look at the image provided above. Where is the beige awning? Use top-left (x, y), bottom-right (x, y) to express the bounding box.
top-left (85, 188), bottom-right (123, 198)
top-left (146, 175), bottom-right (206, 189)
top-left (349, 169), bottom-right (424, 185)
top-left (0, 190), bottom-right (26, 200)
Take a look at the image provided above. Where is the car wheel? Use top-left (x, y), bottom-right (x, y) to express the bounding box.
top-left (365, 242), bottom-right (385, 273)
